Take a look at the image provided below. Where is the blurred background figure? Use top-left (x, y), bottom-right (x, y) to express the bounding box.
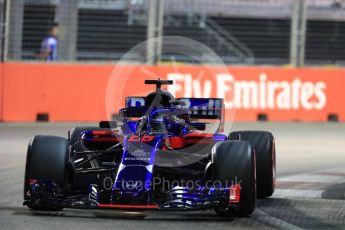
top-left (3, 0), bottom-right (344, 65)
top-left (39, 22), bottom-right (59, 62)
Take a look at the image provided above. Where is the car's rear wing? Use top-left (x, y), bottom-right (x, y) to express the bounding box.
top-left (125, 97), bottom-right (224, 119)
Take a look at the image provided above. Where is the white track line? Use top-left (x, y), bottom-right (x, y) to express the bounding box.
top-left (278, 174), bottom-right (345, 184)
top-left (273, 189), bottom-right (323, 199)
top-left (274, 172), bottom-right (345, 199)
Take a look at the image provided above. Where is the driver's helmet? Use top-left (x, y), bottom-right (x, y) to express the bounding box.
top-left (150, 116), bottom-right (166, 133)
top-left (149, 114), bottom-right (186, 134)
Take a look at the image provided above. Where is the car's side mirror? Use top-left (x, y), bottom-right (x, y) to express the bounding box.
top-left (99, 121), bottom-right (117, 128)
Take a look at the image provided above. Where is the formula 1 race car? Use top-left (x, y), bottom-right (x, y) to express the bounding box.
top-left (24, 79), bottom-right (276, 216)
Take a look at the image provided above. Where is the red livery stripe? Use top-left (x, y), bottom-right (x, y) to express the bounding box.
top-left (98, 204), bottom-right (159, 209)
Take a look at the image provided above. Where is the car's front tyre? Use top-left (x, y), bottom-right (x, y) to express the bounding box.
top-left (24, 135), bottom-right (70, 211)
top-left (212, 140), bottom-right (256, 216)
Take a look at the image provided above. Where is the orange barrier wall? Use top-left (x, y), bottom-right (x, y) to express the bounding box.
top-left (1, 62), bottom-right (345, 122)
top-left (0, 63), bottom-right (3, 121)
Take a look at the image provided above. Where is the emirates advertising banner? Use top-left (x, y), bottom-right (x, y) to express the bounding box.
top-left (106, 64), bottom-right (344, 122)
top-left (2, 63), bottom-right (345, 122)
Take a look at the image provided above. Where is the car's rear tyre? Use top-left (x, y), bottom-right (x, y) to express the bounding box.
top-left (212, 140), bottom-right (256, 216)
top-left (69, 126), bottom-right (100, 152)
top-left (69, 126), bottom-right (111, 189)
top-left (24, 135), bottom-right (69, 211)
top-left (229, 131), bottom-right (276, 198)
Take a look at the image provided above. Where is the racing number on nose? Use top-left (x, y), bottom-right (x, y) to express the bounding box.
top-left (129, 135), bottom-right (154, 142)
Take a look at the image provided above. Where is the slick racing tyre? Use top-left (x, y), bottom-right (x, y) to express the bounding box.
top-left (69, 126), bottom-right (112, 190)
top-left (212, 140), bottom-right (256, 216)
top-left (229, 131), bottom-right (276, 198)
top-left (69, 126), bottom-right (100, 152)
top-left (69, 126), bottom-right (113, 152)
top-left (24, 135), bottom-right (70, 211)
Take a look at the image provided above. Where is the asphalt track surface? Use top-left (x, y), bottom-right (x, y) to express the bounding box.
top-left (0, 122), bottom-right (345, 230)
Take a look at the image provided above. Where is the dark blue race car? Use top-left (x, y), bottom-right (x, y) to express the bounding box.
top-left (24, 79), bottom-right (276, 216)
